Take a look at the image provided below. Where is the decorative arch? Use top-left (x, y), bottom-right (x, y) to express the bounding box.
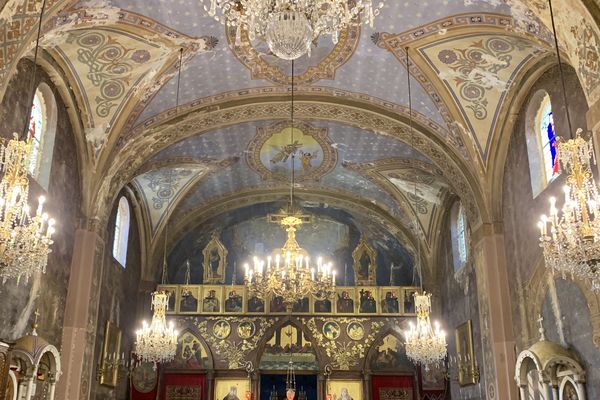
top-left (363, 324), bottom-right (413, 373)
top-left (165, 327), bottom-right (215, 371)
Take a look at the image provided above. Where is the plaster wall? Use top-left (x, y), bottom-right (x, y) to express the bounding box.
top-left (501, 64), bottom-right (600, 394)
top-left (0, 59), bottom-right (82, 347)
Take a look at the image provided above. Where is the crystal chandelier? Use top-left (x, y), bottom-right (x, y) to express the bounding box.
top-left (244, 213), bottom-right (336, 304)
top-left (135, 290), bottom-right (178, 365)
top-left (204, 0), bottom-right (385, 60)
top-left (244, 59), bottom-right (335, 304)
top-left (404, 292), bottom-right (447, 366)
top-left (536, 0), bottom-right (600, 289)
top-left (0, 136), bottom-right (55, 284)
top-left (0, 0), bottom-right (56, 284)
top-left (538, 130), bottom-right (600, 289)
top-left (402, 47), bottom-right (446, 366)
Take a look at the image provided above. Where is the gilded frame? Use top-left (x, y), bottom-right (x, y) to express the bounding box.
top-left (157, 284), bottom-right (178, 314)
top-left (203, 231), bottom-right (228, 284)
top-left (201, 285), bottom-right (224, 314)
top-left (455, 320), bottom-right (477, 386)
top-left (379, 287), bottom-right (401, 315)
top-left (352, 236), bottom-right (377, 285)
top-left (224, 285), bottom-right (245, 313)
top-left (402, 287), bottom-right (420, 315)
top-left (178, 285), bottom-right (200, 314)
top-left (100, 321), bottom-right (122, 387)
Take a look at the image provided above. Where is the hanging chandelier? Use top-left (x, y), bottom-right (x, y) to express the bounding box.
top-left (204, 0), bottom-right (385, 60)
top-left (538, 130), bottom-right (600, 289)
top-left (404, 292), bottom-right (447, 366)
top-left (244, 213), bottom-right (336, 304)
top-left (402, 47), bottom-right (446, 366)
top-left (0, 0), bottom-right (56, 285)
top-left (536, 0), bottom-right (600, 289)
top-left (135, 49), bottom-right (183, 365)
top-left (243, 59), bottom-right (335, 304)
top-left (135, 290), bottom-right (178, 365)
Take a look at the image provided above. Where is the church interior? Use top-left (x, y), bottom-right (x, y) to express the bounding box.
top-left (2, 0), bottom-right (600, 399)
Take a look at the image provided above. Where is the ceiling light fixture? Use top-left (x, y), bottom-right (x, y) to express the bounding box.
top-left (243, 60), bottom-right (336, 306)
top-left (204, 0), bottom-right (385, 60)
top-left (0, 0), bottom-right (56, 284)
top-left (537, 0), bottom-right (600, 290)
top-left (401, 47), bottom-right (447, 366)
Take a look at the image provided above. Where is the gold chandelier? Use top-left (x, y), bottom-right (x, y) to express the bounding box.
top-left (537, 0), bottom-right (600, 289)
top-left (243, 59), bottom-right (335, 305)
top-left (204, 0), bottom-right (385, 60)
top-left (244, 213), bottom-right (336, 305)
top-left (0, 1), bottom-right (56, 285)
top-left (135, 290), bottom-right (178, 365)
top-left (403, 292), bottom-right (447, 366)
top-left (538, 130), bottom-right (600, 289)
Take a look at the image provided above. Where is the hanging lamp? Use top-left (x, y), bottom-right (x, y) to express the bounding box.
top-left (401, 47), bottom-right (447, 367)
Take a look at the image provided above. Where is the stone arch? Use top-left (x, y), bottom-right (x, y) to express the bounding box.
top-left (167, 326), bottom-right (215, 371)
top-left (363, 324), bottom-right (414, 374)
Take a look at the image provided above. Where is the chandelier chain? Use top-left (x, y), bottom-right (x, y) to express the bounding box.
top-left (548, 0), bottom-right (574, 137)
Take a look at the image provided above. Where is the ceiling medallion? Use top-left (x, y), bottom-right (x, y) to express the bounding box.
top-left (226, 23), bottom-right (360, 85)
top-left (246, 120), bottom-right (337, 182)
top-left (205, 0), bottom-right (383, 60)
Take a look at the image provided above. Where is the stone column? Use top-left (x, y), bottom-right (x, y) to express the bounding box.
top-left (317, 373), bottom-right (325, 400)
top-left (47, 379), bottom-right (56, 400)
top-left (576, 382), bottom-right (587, 400)
top-left (206, 370), bottom-right (215, 400)
top-left (55, 228), bottom-right (105, 400)
top-left (0, 342), bottom-right (10, 399)
top-left (24, 377), bottom-right (34, 400)
top-left (472, 224), bottom-right (518, 400)
top-left (362, 372), bottom-right (371, 400)
top-left (518, 385), bottom-right (527, 400)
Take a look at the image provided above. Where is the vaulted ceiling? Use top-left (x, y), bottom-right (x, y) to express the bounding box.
top-left (3, 0), bottom-right (600, 273)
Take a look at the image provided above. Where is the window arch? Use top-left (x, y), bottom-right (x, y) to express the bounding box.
top-left (26, 83), bottom-right (57, 190)
top-left (112, 197), bottom-right (131, 268)
top-left (450, 202), bottom-right (469, 271)
top-left (526, 90), bottom-right (559, 197)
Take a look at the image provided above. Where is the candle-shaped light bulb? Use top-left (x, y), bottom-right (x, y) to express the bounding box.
top-left (332, 270), bottom-right (337, 285)
top-left (305, 256), bottom-right (309, 269)
top-left (267, 256), bottom-right (272, 270)
top-left (244, 263), bottom-right (249, 278)
top-left (37, 195), bottom-right (45, 216)
top-left (275, 254), bottom-right (280, 269)
top-left (538, 221), bottom-right (545, 236)
top-left (311, 267), bottom-right (315, 280)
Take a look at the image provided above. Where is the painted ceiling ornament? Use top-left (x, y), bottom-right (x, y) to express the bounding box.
top-left (246, 120), bottom-right (337, 182)
top-left (226, 23), bottom-right (360, 85)
top-left (537, 0), bottom-right (600, 291)
top-left (204, 0), bottom-right (384, 60)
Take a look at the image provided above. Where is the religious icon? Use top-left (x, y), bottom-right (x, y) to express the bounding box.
top-left (322, 321), bottom-right (341, 340)
top-left (352, 237), bottom-right (376, 285)
top-left (380, 288), bottom-right (400, 314)
top-left (314, 298), bottom-right (332, 313)
top-left (213, 320), bottom-right (231, 339)
top-left (157, 285), bottom-right (177, 314)
top-left (131, 362), bottom-right (157, 393)
top-left (202, 287), bottom-right (222, 313)
top-left (299, 150), bottom-right (318, 172)
top-left (455, 320), bottom-right (477, 386)
top-left (292, 297), bottom-right (309, 313)
top-left (203, 231), bottom-right (228, 284)
top-left (100, 321), bottom-right (121, 387)
top-left (336, 289), bottom-right (355, 313)
top-left (403, 288), bottom-right (419, 315)
top-left (179, 286), bottom-right (199, 313)
top-left (269, 295), bottom-right (287, 313)
top-left (225, 289), bottom-right (243, 313)
top-left (358, 288), bottom-right (377, 314)
top-left (346, 321), bottom-right (365, 341)
top-left (171, 331), bottom-right (210, 369)
top-left (237, 321), bottom-right (256, 339)
top-left (247, 295), bottom-right (265, 313)
top-left (223, 386), bottom-right (241, 400)
top-left (328, 380), bottom-right (362, 400)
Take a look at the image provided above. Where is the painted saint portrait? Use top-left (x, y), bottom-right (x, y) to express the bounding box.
top-left (322, 321), bottom-right (341, 340)
top-left (380, 289), bottom-right (400, 314)
top-left (336, 290), bottom-right (354, 313)
top-left (314, 298), bottom-right (332, 313)
top-left (203, 288), bottom-right (221, 313)
top-left (170, 331), bottom-right (210, 369)
top-left (358, 289), bottom-right (377, 314)
top-left (260, 324), bottom-right (318, 370)
top-left (157, 285), bottom-right (177, 313)
top-left (179, 286), bottom-right (199, 313)
top-left (225, 290), bottom-right (243, 313)
top-left (328, 380), bottom-right (362, 400)
top-left (270, 295), bottom-right (287, 313)
top-left (237, 321), bottom-right (256, 339)
top-left (370, 334), bottom-right (413, 372)
top-left (346, 321), bottom-right (365, 341)
top-left (247, 295), bottom-right (265, 313)
top-left (403, 289), bottom-right (419, 315)
top-left (223, 386), bottom-right (240, 400)
top-left (292, 297), bottom-right (309, 313)
top-left (352, 237), bottom-right (376, 285)
top-left (203, 232), bottom-right (228, 284)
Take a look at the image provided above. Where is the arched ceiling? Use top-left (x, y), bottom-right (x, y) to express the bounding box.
top-left (3, 0), bottom-right (600, 268)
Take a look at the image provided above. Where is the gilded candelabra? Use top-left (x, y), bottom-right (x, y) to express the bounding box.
top-left (244, 212), bottom-right (336, 305)
top-left (538, 129), bottom-right (600, 290)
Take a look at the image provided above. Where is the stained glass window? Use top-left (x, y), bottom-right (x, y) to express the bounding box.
top-left (27, 91), bottom-right (45, 177)
top-left (113, 197), bottom-right (130, 268)
top-left (539, 97), bottom-right (558, 183)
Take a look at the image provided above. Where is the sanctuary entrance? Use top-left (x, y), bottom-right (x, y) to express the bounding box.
top-left (260, 374), bottom-right (318, 400)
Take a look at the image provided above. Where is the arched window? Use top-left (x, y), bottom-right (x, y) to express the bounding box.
top-left (112, 197), bottom-right (130, 267)
top-left (526, 91), bottom-right (559, 197)
top-left (26, 84), bottom-right (57, 190)
top-left (451, 202), bottom-right (468, 271)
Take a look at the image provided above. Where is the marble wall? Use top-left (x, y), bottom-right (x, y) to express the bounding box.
top-left (0, 59), bottom-right (82, 346)
top-left (502, 64), bottom-right (600, 395)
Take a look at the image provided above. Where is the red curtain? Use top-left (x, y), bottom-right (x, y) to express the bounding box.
top-left (371, 375), bottom-right (415, 400)
top-left (160, 373), bottom-right (206, 400)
